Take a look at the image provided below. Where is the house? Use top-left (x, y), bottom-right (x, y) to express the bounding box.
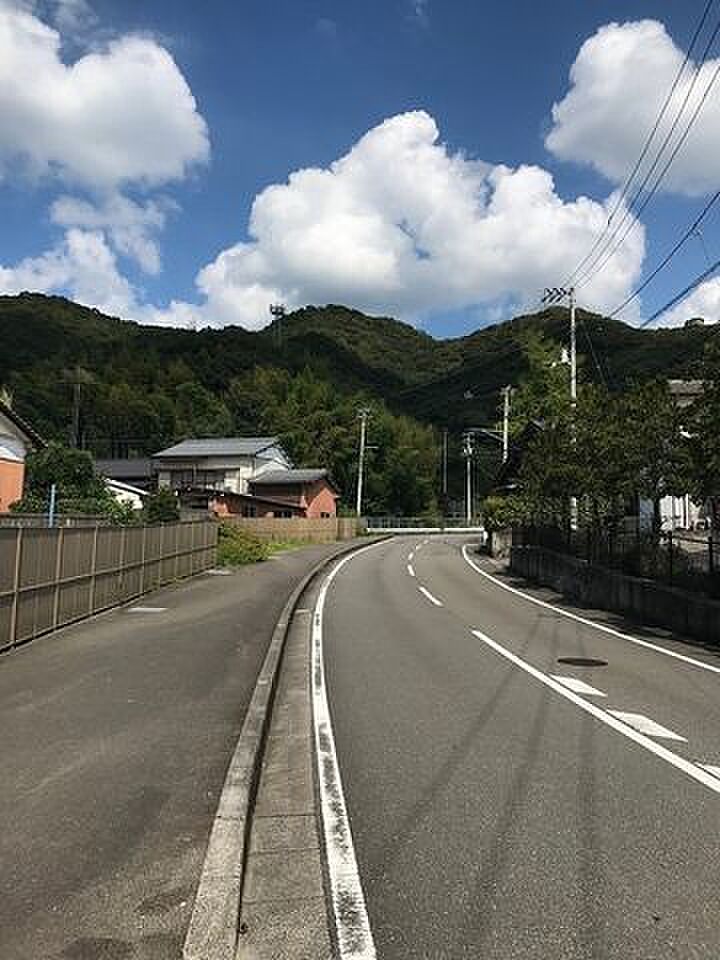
top-left (104, 478), bottom-right (148, 511)
top-left (249, 469), bottom-right (340, 518)
top-left (181, 488), bottom-right (305, 519)
top-left (153, 437), bottom-right (292, 494)
top-left (95, 457), bottom-right (156, 492)
top-left (0, 398), bottom-right (43, 512)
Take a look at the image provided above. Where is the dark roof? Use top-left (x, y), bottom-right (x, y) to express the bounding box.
top-left (251, 468), bottom-right (338, 491)
top-left (153, 437), bottom-right (283, 459)
top-left (0, 398), bottom-right (44, 449)
top-left (95, 457), bottom-right (154, 479)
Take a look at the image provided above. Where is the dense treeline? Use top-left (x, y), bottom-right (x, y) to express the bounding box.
top-left (484, 334), bottom-right (720, 533)
top-left (2, 292), bottom-right (717, 515)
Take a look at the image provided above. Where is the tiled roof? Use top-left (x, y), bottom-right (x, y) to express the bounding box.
top-left (153, 437), bottom-right (282, 459)
top-left (251, 468), bottom-right (330, 485)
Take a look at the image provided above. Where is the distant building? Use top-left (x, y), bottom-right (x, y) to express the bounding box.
top-left (95, 457), bottom-right (156, 492)
top-left (153, 437), bottom-right (292, 494)
top-left (104, 478), bottom-right (148, 511)
top-left (249, 469), bottom-right (340, 518)
top-left (0, 399), bottom-right (43, 512)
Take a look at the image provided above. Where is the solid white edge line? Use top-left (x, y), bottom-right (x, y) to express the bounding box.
top-left (312, 542), bottom-right (381, 960)
top-left (462, 544), bottom-right (720, 676)
top-left (471, 628), bottom-right (720, 795)
top-left (407, 564), bottom-right (415, 578)
top-left (418, 585), bottom-right (443, 607)
top-left (699, 764), bottom-right (720, 779)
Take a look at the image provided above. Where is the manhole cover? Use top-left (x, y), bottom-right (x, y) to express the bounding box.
top-left (557, 656), bottom-right (608, 667)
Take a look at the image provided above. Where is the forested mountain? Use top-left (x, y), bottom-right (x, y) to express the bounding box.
top-left (2, 292), bottom-right (715, 511)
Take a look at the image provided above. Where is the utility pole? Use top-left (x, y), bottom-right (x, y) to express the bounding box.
top-left (269, 303), bottom-right (287, 348)
top-left (442, 428), bottom-right (448, 497)
top-left (355, 407), bottom-right (370, 517)
top-left (501, 386), bottom-right (511, 463)
top-left (542, 285), bottom-right (578, 528)
top-left (462, 432), bottom-right (473, 524)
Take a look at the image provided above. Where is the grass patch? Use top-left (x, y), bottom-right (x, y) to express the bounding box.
top-left (217, 523), bottom-right (269, 565)
top-left (266, 538), bottom-right (316, 555)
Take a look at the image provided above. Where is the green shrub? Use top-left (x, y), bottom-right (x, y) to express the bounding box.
top-left (217, 522), bottom-right (269, 565)
top-left (143, 487), bottom-right (180, 524)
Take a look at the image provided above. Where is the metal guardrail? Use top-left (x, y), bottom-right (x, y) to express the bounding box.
top-left (0, 520), bottom-right (218, 652)
top-left (365, 516), bottom-right (486, 533)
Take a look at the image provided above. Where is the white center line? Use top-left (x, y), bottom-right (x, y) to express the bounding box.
top-left (550, 675), bottom-right (607, 697)
top-left (128, 606), bottom-right (167, 613)
top-left (418, 586), bottom-right (443, 607)
top-left (462, 544), bottom-right (720, 677)
top-left (470, 628), bottom-right (720, 794)
top-left (407, 564), bottom-right (415, 578)
top-left (607, 711), bottom-right (687, 742)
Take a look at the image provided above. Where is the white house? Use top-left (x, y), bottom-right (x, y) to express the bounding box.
top-left (152, 437), bottom-right (292, 494)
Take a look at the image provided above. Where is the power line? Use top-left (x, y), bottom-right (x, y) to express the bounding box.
top-left (579, 53), bottom-right (720, 292)
top-left (563, 0), bottom-right (715, 287)
top-left (609, 189), bottom-right (720, 318)
top-left (577, 15), bottom-right (720, 290)
top-left (562, 0), bottom-right (717, 290)
top-left (640, 254), bottom-right (720, 327)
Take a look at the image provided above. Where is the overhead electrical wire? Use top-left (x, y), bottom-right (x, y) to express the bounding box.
top-left (639, 254), bottom-right (720, 326)
top-left (575, 13), bottom-right (720, 291)
top-left (609, 189), bottom-right (720, 317)
top-left (561, 0), bottom-right (717, 290)
top-left (577, 45), bottom-right (720, 291)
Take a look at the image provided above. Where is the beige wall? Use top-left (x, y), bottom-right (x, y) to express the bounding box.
top-left (223, 516), bottom-right (357, 543)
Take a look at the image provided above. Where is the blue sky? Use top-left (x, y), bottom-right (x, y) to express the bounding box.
top-left (2, 0), bottom-right (720, 336)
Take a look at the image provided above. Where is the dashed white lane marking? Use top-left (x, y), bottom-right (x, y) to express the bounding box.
top-left (128, 606), bottom-right (167, 613)
top-left (418, 586), bottom-right (443, 607)
top-left (698, 764), bottom-right (720, 779)
top-left (462, 545), bottom-right (720, 677)
top-left (312, 543), bottom-right (379, 959)
top-left (407, 564), bottom-right (415, 578)
top-left (607, 711), bottom-right (687, 742)
top-left (206, 568), bottom-right (232, 575)
top-left (550, 675), bottom-right (607, 697)
top-left (407, 551), bottom-right (414, 562)
top-left (470, 628), bottom-right (720, 795)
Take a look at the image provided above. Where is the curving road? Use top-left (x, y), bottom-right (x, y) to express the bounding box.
top-left (321, 535), bottom-right (720, 959)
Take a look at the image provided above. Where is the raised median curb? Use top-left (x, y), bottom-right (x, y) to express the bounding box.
top-left (183, 536), bottom-right (390, 960)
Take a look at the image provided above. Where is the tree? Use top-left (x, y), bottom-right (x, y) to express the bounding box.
top-left (622, 381), bottom-right (691, 533)
top-left (12, 442), bottom-right (118, 516)
top-left (685, 343), bottom-right (720, 532)
top-left (143, 487), bottom-right (180, 524)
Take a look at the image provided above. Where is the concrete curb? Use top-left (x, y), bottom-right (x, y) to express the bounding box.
top-left (182, 537), bottom-right (390, 960)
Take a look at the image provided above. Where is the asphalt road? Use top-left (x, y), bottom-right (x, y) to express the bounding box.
top-left (323, 535), bottom-right (720, 959)
top-left (0, 544), bottom-right (345, 960)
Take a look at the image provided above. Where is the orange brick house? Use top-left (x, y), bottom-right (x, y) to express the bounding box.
top-left (0, 399), bottom-right (43, 512)
top-left (249, 469), bottom-right (340, 518)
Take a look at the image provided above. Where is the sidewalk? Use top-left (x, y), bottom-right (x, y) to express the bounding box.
top-left (0, 544), bottom-right (348, 960)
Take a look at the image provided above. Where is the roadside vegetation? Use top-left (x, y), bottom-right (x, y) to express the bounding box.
top-left (217, 522), bottom-right (269, 565)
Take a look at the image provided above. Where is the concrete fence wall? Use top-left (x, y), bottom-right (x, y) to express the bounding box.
top-left (221, 516), bottom-right (359, 543)
top-left (0, 520), bottom-right (218, 652)
top-left (510, 544), bottom-right (720, 646)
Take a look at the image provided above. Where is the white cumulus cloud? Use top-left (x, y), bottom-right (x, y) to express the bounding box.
top-left (0, 3), bottom-right (209, 190)
top-left (547, 19), bottom-right (720, 196)
top-left (50, 193), bottom-right (172, 274)
top-left (157, 110), bottom-right (643, 329)
top-left (0, 228), bottom-right (136, 316)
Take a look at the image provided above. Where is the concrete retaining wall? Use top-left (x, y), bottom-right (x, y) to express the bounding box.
top-left (510, 544), bottom-right (720, 646)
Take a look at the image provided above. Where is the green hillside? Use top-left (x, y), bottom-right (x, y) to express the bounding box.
top-left (1, 292), bottom-right (715, 510)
